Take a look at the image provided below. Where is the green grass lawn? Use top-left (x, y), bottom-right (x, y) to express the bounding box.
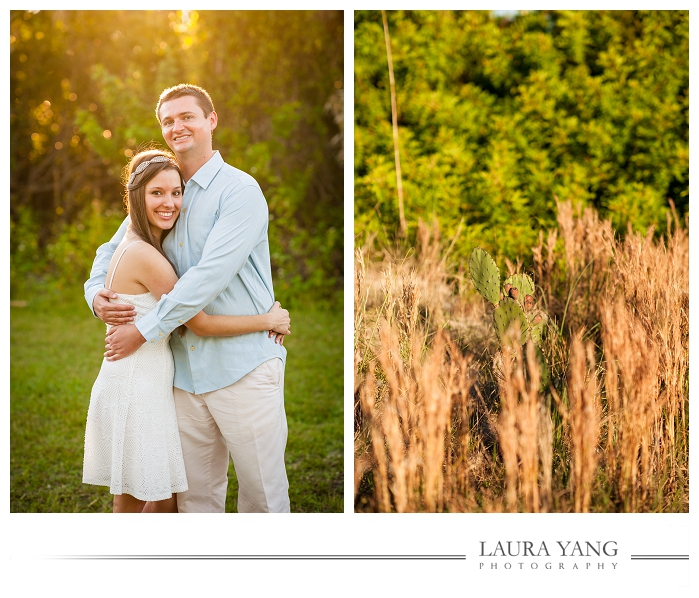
top-left (10, 286), bottom-right (343, 513)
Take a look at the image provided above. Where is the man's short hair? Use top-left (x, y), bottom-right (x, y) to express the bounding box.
top-left (156, 84), bottom-right (215, 122)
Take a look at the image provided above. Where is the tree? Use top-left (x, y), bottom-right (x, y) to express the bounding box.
top-left (11, 10), bottom-right (344, 301)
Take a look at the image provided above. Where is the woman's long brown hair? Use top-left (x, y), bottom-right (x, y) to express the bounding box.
top-left (123, 148), bottom-right (184, 270)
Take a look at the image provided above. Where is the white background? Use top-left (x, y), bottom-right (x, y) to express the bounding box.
top-left (4, 4), bottom-right (695, 597)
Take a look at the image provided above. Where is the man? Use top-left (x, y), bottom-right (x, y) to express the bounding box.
top-left (84, 84), bottom-right (290, 513)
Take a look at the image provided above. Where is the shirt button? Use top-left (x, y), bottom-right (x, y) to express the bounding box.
top-left (179, 319), bottom-right (183, 324)
top-left (190, 345), bottom-right (195, 351)
top-left (158, 332), bottom-right (163, 336)
top-left (151, 339), bottom-right (155, 343)
top-left (183, 208), bottom-right (187, 213)
top-left (179, 242), bottom-right (183, 247)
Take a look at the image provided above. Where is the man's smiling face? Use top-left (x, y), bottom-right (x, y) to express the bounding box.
top-left (159, 95), bottom-right (217, 157)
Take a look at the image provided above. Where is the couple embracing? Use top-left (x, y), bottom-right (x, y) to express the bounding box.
top-left (82, 84), bottom-right (291, 513)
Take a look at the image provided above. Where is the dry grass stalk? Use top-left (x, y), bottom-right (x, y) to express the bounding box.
top-left (531, 228), bottom-right (558, 313)
top-left (601, 298), bottom-right (660, 511)
top-left (567, 335), bottom-right (600, 513)
top-left (598, 209), bottom-right (688, 510)
top-left (355, 242), bottom-right (475, 511)
top-left (359, 321), bottom-right (472, 512)
top-left (496, 338), bottom-right (549, 512)
top-left (361, 218), bottom-right (454, 318)
top-left (538, 402), bottom-right (553, 512)
top-left (355, 200), bottom-right (688, 512)
top-left (610, 216), bottom-right (689, 488)
top-left (354, 248), bottom-right (367, 336)
top-left (555, 198), bottom-right (614, 333)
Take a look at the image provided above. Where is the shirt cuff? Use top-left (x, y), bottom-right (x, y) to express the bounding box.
top-left (135, 294), bottom-right (190, 342)
top-left (85, 285), bottom-right (102, 318)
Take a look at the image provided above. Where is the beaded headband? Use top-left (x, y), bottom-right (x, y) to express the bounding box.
top-left (127, 155), bottom-right (178, 187)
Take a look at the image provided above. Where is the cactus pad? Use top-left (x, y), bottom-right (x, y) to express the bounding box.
top-left (469, 247), bottom-right (501, 305)
top-left (504, 273), bottom-right (535, 301)
top-left (529, 310), bottom-right (548, 346)
top-left (494, 297), bottom-right (528, 347)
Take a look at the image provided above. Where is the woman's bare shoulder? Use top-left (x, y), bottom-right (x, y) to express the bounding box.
top-left (116, 240), bottom-right (175, 278)
top-left (125, 240), bottom-right (168, 263)
top-left (113, 239), bottom-right (178, 298)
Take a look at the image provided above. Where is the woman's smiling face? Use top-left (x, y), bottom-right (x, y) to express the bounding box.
top-left (144, 168), bottom-right (183, 240)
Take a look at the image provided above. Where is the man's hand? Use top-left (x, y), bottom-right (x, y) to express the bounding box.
top-left (266, 300), bottom-right (290, 345)
top-left (93, 288), bottom-right (136, 325)
top-left (269, 331), bottom-right (287, 345)
top-left (105, 324), bottom-right (146, 361)
top-left (267, 301), bottom-right (290, 334)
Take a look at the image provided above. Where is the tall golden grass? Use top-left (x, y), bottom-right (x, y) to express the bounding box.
top-left (354, 201), bottom-right (688, 512)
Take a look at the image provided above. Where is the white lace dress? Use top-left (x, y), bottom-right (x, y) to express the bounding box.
top-left (83, 243), bottom-right (188, 501)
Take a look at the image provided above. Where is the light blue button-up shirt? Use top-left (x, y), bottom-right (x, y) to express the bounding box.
top-left (84, 151), bottom-right (286, 394)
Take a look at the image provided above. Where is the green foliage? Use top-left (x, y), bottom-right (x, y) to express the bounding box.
top-left (47, 204), bottom-right (126, 289)
top-left (10, 206), bottom-right (48, 297)
top-left (10, 10), bottom-right (343, 301)
top-left (355, 10), bottom-right (689, 263)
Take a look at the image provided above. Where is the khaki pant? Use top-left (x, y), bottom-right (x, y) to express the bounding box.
top-left (173, 358), bottom-right (289, 513)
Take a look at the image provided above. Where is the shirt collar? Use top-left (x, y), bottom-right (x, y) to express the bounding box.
top-left (188, 151), bottom-right (224, 190)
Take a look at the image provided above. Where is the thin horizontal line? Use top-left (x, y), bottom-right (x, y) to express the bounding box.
top-left (630, 556), bottom-right (688, 560)
top-left (50, 555), bottom-right (466, 560)
top-left (631, 554), bottom-right (689, 558)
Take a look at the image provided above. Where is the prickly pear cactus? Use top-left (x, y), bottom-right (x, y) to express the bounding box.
top-left (469, 247), bottom-right (501, 306)
top-left (468, 247), bottom-right (549, 349)
top-left (494, 297), bottom-right (528, 347)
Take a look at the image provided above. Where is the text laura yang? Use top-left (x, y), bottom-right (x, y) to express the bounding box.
top-left (479, 541), bottom-right (618, 557)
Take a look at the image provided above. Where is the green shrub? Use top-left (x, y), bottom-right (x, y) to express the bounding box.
top-left (355, 10), bottom-right (689, 263)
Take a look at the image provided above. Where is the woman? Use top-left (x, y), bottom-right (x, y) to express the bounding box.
top-left (82, 149), bottom-right (290, 513)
